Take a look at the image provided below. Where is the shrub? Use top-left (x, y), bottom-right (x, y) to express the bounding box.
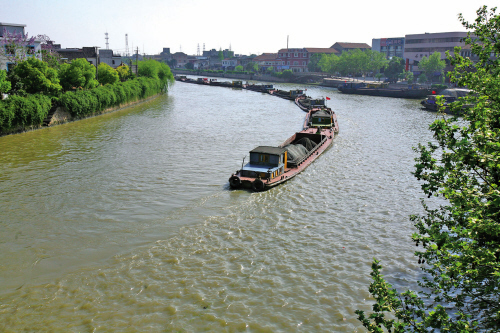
top-left (0, 94), bottom-right (52, 131)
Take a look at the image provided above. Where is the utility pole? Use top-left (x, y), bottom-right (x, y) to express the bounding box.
top-left (135, 46), bottom-right (139, 75)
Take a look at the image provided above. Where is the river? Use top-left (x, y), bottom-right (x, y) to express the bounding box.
top-left (0, 79), bottom-right (440, 332)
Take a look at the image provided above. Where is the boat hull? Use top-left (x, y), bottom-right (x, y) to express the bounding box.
top-left (338, 87), bottom-right (432, 99)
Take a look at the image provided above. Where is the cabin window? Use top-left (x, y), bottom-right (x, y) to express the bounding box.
top-left (259, 154), bottom-right (269, 163)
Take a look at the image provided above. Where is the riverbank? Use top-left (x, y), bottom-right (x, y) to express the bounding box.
top-left (172, 69), bottom-right (287, 83)
top-left (0, 93), bottom-right (163, 137)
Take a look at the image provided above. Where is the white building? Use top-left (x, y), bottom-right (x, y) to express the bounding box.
top-left (0, 22), bottom-right (42, 71)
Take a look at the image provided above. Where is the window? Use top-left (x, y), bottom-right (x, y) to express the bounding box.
top-left (287, 61), bottom-right (290, 65)
top-left (5, 45), bottom-right (15, 55)
top-left (294, 53), bottom-right (298, 57)
top-left (259, 154), bottom-right (269, 163)
top-left (302, 61), bottom-right (306, 65)
top-left (112, 60), bottom-right (115, 64)
top-left (293, 61), bottom-right (298, 65)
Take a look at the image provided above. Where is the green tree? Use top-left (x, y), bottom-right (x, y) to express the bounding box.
top-left (266, 66), bottom-right (274, 74)
top-left (366, 50), bottom-right (388, 77)
top-left (385, 57), bottom-right (405, 81)
top-left (116, 64), bottom-right (131, 82)
top-left (418, 52), bottom-right (446, 83)
top-left (307, 53), bottom-right (324, 72)
top-left (185, 62), bottom-right (194, 70)
top-left (137, 59), bottom-right (174, 90)
top-left (356, 6), bottom-right (500, 332)
top-left (9, 56), bottom-right (61, 95)
top-left (97, 63), bottom-right (119, 85)
top-left (218, 48), bottom-right (224, 62)
top-left (235, 65), bottom-right (243, 71)
top-left (318, 53), bottom-right (339, 75)
top-left (417, 73), bottom-right (427, 83)
top-left (245, 62), bottom-right (258, 72)
top-left (0, 70), bottom-right (11, 98)
top-left (375, 73), bottom-right (383, 81)
top-left (405, 71), bottom-right (414, 84)
top-left (59, 58), bottom-right (99, 90)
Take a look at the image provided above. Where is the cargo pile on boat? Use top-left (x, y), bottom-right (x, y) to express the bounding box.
top-left (175, 75), bottom-right (339, 191)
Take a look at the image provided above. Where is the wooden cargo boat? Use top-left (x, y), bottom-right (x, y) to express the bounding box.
top-left (273, 89), bottom-right (305, 100)
top-left (229, 131), bottom-right (334, 191)
top-left (295, 97), bottom-right (326, 112)
top-left (338, 82), bottom-right (432, 99)
top-left (244, 84), bottom-right (275, 93)
top-left (303, 107), bottom-right (339, 134)
top-left (420, 88), bottom-right (471, 114)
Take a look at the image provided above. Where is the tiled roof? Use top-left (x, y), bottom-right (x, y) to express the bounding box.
top-left (253, 53), bottom-right (278, 61)
top-left (331, 42), bottom-right (371, 49)
top-left (304, 48), bottom-right (339, 54)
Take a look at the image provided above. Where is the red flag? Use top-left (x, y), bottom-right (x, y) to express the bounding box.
top-left (326, 97), bottom-right (331, 100)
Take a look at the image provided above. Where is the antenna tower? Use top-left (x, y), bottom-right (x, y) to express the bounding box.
top-left (105, 32), bottom-right (109, 49)
top-left (197, 43), bottom-right (200, 56)
top-left (125, 34), bottom-right (129, 56)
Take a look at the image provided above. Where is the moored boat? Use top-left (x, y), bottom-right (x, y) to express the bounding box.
top-left (420, 88), bottom-right (472, 114)
top-left (338, 82), bottom-right (433, 99)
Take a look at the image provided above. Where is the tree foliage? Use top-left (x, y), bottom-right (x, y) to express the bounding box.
top-left (385, 57), bottom-right (405, 81)
top-left (307, 53), bottom-right (324, 72)
top-left (59, 58), bottom-right (99, 91)
top-left (318, 50), bottom-right (387, 77)
top-left (235, 65), bottom-right (243, 71)
top-left (116, 64), bottom-right (131, 82)
top-left (0, 69), bottom-right (11, 97)
top-left (137, 59), bottom-right (174, 90)
top-left (244, 62), bottom-right (258, 72)
top-left (9, 56), bottom-right (61, 96)
top-left (97, 63), bottom-right (119, 85)
top-left (418, 52), bottom-right (446, 82)
top-left (356, 6), bottom-right (500, 332)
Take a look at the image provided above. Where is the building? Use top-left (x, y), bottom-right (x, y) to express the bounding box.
top-left (275, 48), bottom-right (339, 72)
top-left (56, 47), bottom-right (99, 65)
top-left (0, 22), bottom-right (42, 71)
top-left (404, 31), bottom-right (468, 74)
top-left (330, 42), bottom-right (371, 53)
top-left (371, 37), bottom-right (405, 59)
top-left (222, 58), bottom-right (238, 70)
top-left (98, 49), bottom-right (123, 68)
top-left (252, 53), bottom-right (281, 72)
top-left (172, 52), bottom-right (188, 68)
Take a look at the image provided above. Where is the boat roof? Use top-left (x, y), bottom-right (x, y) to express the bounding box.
top-left (250, 146), bottom-right (286, 155)
top-left (312, 110), bottom-right (331, 117)
top-left (242, 163), bottom-right (282, 173)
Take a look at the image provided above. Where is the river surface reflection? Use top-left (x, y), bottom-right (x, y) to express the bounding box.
top-left (0, 79), bottom-right (440, 331)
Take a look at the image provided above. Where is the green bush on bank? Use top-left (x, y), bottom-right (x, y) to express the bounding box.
top-left (60, 77), bottom-right (163, 118)
top-left (0, 94), bottom-right (52, 132)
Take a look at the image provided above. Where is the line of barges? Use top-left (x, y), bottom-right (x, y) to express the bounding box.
top-left (175, 75), bottom-right (339, 191)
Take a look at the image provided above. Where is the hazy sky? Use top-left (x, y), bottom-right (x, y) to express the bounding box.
top-left (3, 0), bottom-right (498, 56)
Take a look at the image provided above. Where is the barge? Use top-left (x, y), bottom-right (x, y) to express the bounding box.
top-left (229, 106), bottom-right (337, 191)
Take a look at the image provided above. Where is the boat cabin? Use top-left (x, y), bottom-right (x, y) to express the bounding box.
top-left (197, 78), bottom-right (209, 84)
top-left (290, 90), bottom-right (304, 97)
top-left (241, 146), bottom-right (287, 180)
top-left (310, 109), bottom-right (333, 127)
top-left (232, 81), bottom-right (243, 87)
top-left (310, 98), bottom-right (326, 108)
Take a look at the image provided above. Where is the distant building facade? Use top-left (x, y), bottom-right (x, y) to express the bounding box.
top-left (404, 31), bottom-right (468, 74)
top-left (0, 22), bottom-right (42, 71)
top-left (98, 49), bottom-right (123, 68)
top-left (371, 37), bottom-right (405, 59)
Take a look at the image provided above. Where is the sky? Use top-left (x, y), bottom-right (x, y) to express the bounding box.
top-left (2, 0), bottom-right (498, 56)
